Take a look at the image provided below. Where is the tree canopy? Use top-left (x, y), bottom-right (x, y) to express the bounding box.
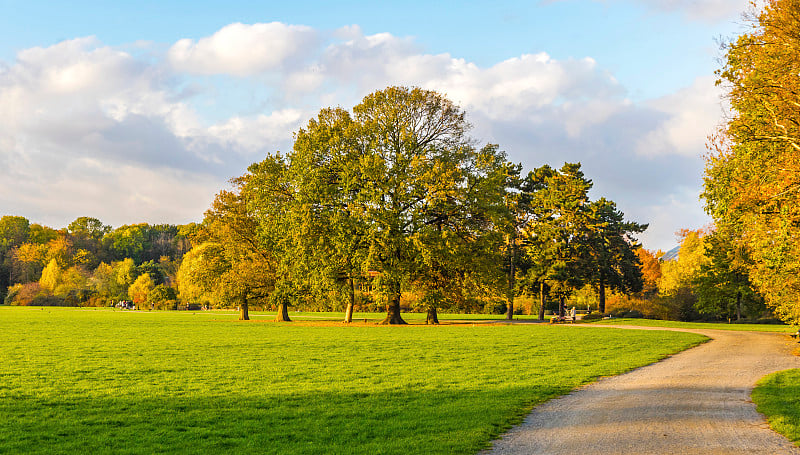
top-left (704, 0), bottom-right (800, 324)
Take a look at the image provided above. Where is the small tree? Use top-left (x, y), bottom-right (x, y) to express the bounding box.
top-left (128, 274), bottom-right (155, 306)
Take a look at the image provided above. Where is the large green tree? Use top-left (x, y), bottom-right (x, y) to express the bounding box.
top-left (282, 86), bottom-right (502, 324)
top-left (288, 107), bottom-right (370, 322)
top-left (585, 198), bottom-right (646, 314)
top-left (523, 163), bottom-right (594, 318)
top-left (350, 87), bottom-right (482, 324)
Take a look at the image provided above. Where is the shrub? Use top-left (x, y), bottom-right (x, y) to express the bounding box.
top-left (483, 300), bottom-right (507, 315)
top-left (581, 312), bottom-right (605, 321)
top-left (5, 283), bottom-right (45, 305)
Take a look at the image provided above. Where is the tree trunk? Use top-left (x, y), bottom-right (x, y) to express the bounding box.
top-left (274, 303), bottom-right (291, 322)
top-left (380, 292), bottom-right (407, 325)
top-left (735, 290), bottom-right (742, 321)
top-left (505, 242), bottom-right (516, 321)
top-left (344, 276), bottom-right (355, 323)
top-left (598, 272), bottom-right (606, 314)
top-left (538, 282), bottom-right (546, 321)
top-left (426, 305), bottom-right (439, 325)
top-left (559, 296), bottom-right (565, 318)
top-left (239, 299), bottom-right (249, 321)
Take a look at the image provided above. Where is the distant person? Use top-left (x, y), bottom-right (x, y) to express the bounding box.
top-left (570, 306), bottom-right (576, 322)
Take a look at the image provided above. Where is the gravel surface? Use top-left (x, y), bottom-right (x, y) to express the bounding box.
top-left (484, 327), bottom-right (800, 455)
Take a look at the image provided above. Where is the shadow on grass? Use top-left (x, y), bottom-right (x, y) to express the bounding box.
top-left (0, 386), bottom-right (570, 455)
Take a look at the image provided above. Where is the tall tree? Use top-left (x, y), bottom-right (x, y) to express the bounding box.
top-left (198, 155), bottom-right (293, 321)
top-left (705, 0), bottom-right (800, 324)
top-left (692, 230), bottom-right (763, 321)
top-left (524, 163), bottom-right (593, 318)
top-left (288, 107), bottom-right (370, 323)
top-left (585, 198), bottom-right (647, 314)
top-left (350, 87), bottom-right (481, 324)
top-left (0, 216), bottom-right (30, 301)
top-left (291, 87), bottom-right (491, 324)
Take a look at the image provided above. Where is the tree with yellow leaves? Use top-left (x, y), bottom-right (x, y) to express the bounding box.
top-left (705, 0), bottom-right (800, 324)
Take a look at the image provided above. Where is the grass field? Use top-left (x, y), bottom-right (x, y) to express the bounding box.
top-left (218, 310), bottom-right (541, 322)
top-left (753, 369), bottom-right (800, 445)
top-left (0, 306), bottom-right (706, 454)
top-left (588, 317), bottom-right (797, 333)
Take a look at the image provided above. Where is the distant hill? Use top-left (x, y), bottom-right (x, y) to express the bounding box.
top-left (660, 245), bottom-right (680, 262)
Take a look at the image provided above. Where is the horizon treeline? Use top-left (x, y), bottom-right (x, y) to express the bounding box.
top-left (2, 80), bottom-right (786, 326)
top-left (0, 216), bottom-right (195, 308)
top-left (0, 88), bottom-right (651, 322)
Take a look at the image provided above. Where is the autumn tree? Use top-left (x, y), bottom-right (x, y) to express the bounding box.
top-left (635, 249), bottom-right (662, 298)
top-left (0, 216), bottom-right (30, 301)
top-left (196, 155), bottom-right (290, 321)
top-left (128, 273), bottom-right (155, 307)
top-left (704, 0), bottom-right (800, 324)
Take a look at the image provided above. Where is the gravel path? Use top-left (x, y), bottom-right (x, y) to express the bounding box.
top-left (484, 327), bottom-right (800, 455)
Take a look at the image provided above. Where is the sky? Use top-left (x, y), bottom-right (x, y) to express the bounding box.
top-left (0, 0), bottom-right (755, 251)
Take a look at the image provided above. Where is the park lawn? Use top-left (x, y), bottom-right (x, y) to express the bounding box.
top-left (210, 310), bottom-right (536, 322)
top-left (588, 317), bottom-right (796, 333)
top-left (0, 306), bottom-right (705, 454)
top-left (753, 369), bottom-right (800, 446)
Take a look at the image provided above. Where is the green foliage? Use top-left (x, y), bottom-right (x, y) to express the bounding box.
top-left (146, 284), bottom-right (177, 309)
top-left (753, 369), bottom-right (800, 446)
top-left (585, 198), bottom-right (646, 312)
top-left (692, 231), bottom-right (764, 320)
top-left (0, 307), bottom-right (705, 454)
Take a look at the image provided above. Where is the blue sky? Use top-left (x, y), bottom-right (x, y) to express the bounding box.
top-left (0, 0), bottom-right (753, 250)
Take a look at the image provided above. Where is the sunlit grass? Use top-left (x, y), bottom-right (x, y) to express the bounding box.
top-left (753, 369), bottom-right (800, 446)
top-left (0, 306), bottom-right (705, 454)
top-left (587, 317), bottom-right (795, 333)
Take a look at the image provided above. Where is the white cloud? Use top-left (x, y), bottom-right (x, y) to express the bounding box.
top-left (542, 0), bottom-right (750, 22)
top-left (636, 187), bottom-right (712, 251)
top-left (637, 0), bottom-right (750, 22)
top-left (204, 108), bottom-right (306, 155)
top-left (0, 24), bottom-right (721, 249)
top-left (635, 76), bottom-right (726, 157)
top-left (168, 22), bottom-right (319, 76)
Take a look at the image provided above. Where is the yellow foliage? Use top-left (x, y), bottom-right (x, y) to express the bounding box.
top-left (658, 230), bottom-right (709, 296)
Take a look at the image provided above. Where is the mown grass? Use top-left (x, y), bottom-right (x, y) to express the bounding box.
top-left (215, 310), bottom-right (539, 322)
top-left (0, 306), bottom-right (705, 454)
top-left (753, 369), bottom-right (800, 446)
top-left (588, 317), bottom-right (796, 333)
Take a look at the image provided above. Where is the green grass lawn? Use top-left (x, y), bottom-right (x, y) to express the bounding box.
top-left (219, 310), bottom-right (540, 322)
top-left (588, 317), bottom-right (796, 333)
top-left (753, 369), bottom-right (800, 446)
top-left (0, 306), bottom-right (706, 454)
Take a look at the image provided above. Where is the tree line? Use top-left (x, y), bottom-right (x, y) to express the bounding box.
top-left (0, 216), bottom-right (194, 308)
top-left (599, 229), bottom-right (771, 323)
top-left (1, 87), bottom-right (649, 322)
top-left (181, 86), bottom-right (647, 323)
